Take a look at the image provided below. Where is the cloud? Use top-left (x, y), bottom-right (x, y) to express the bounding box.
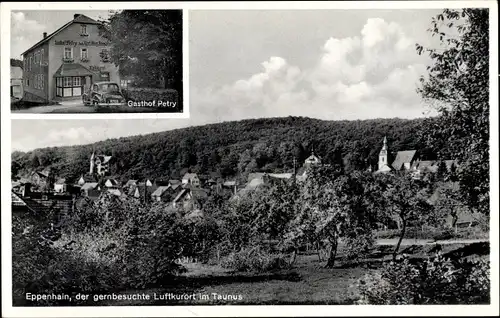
top-left (11, 12), bottom-right (47, 58)
top-left (191, 18), bottom-right (433, 122)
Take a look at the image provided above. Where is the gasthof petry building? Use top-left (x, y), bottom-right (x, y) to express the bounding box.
top-left (21, 13), bottom-right (120, 103)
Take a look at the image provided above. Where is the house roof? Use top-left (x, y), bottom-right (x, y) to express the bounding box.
top-left (124, 180), bottom-right (138, 187)
top-left (81, 182), bottom-right (99, 190)
top-left (268, 173), bottom-right (293, 179)
top-left (376, 164), bottom-right (394, 174)
top-left (223, 181), bottom-right (236, 187)
top-left (54, 63), bottom-right (95, 77)
top-left (391, 150), bottom-right (417, 170)
top-left (173, 189), bottom-right (189, 203)
top-left (105, 179), bottom-right (119, 187)
top-left (170, 179), bottom-right (182, 185)
top-left (151, 186), bottom-right (169, 197)
top-left (79, 174), bottom-right (97, 183)
top-left (305, 153), bottom-right (321, 163)
top-left (412, 160), bottom-right (438, 173)
top-left (174, 188), bottom-right (209, 204)
top-left (182, 173), bottom-right (198, 180)
top-left (107, 188), bottom-right (122, 197)
top-left (96, 155), bottom-right (112, 164)
top-left (33, 170), bottom-right (49, 178)
top-left (296, 167), bottom-right (307, 176)
top-left (191, 188), bottom-right (209, 200)
top-left (133, 184), bottom-right (152, 198)
top-left (247, 173), bottom-right (266, 182)
top-left (55, 178), bottom-right (66, 185)
top-left (245, 177), bottom-right (265, 190)
top-left (22, 14), bottom-right (100, 56)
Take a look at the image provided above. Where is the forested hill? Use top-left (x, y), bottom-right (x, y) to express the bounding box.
top-left (11, 116), bottom-right (437, 183)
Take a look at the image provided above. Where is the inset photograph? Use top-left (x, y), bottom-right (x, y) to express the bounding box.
top-left (10, 10), bottom-right (183, 114)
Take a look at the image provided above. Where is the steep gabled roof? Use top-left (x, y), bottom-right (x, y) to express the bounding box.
top-left (391, 150), bottom-right (417, 170)
top-left (173, 188), bottom-right (189, 203)
top-left (21, 14), bottom-right (101, 56)
top-left (151, 186), bottom-right (169, 197)
top-left (105, 179), bottom-right (120, 187)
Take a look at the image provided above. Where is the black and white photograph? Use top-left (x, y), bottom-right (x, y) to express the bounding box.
top-left (9, 9), bottom-right (183, 114)
top-left (1, 2), bottom-right (498, 317)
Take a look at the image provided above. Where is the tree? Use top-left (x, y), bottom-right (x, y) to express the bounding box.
top-left (99, 10), bottom-right (183, 96)
top-left (377, 173), bottom-right (433, 260)
top-left (416, 9), bottom-right (489, 215)
top-left (432, 181), bottom-right (465, 230)
top-left (11, 58), bottom-right (23, 68)
top-left (292, 165), bottom-right (372, 268)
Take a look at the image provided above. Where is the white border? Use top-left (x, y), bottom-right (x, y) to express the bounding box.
top-left (1, 1), bottom-right (499, 317)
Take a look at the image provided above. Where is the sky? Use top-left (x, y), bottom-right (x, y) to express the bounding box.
top-left (11, 9), bottom-right (445, 152)
top-left (11, 10), bottom-right (112, 59)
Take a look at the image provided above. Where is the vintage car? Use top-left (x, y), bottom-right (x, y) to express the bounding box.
top-left (82, 81), bottom-right (126, 106)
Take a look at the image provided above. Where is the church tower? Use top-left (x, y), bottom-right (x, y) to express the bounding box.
top-left (89, 152), bottom-right (95, 175)
top-left (378, 136), bottom-right (389, 170)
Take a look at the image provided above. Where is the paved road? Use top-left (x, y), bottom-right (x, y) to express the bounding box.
top-left (12, 100), bottom-right (179, 113)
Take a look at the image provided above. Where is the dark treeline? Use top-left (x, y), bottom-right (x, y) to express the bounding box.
top-left (12, 116), bottom-right (438, 183)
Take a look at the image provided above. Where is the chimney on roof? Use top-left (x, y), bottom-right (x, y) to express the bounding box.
top-left (74, 14), bottom-right (81, 20)
top-left (43, 32), bottom-right (47, 39)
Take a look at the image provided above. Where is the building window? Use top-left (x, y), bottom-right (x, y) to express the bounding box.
top-left (80, 24), bottom-right (88, 36)
top-left (40, 74), bottom-right (44, 89)
top-left (120, 79), bottom-right (133, 88)
top-left (56, 76), bottom-right (83, 97)
top-left (64, 47), bottom-right (73, 60)
top-left (81, 48), bottom-right (88, 60)
top-left (73, 77), bottom-right (81, 86)
top-left (40, 49), bottom-right (44, 65)
top-left (29, 57), bottom-right (32, 71)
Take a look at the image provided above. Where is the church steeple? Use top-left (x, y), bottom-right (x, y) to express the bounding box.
top-left (378, 136), bottom-right (389, 170)
top-left (89, 151), bottom-right (95, 175)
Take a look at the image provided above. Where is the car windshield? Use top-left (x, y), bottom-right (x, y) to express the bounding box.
top-left (98, 83), bottom-right (120, 93)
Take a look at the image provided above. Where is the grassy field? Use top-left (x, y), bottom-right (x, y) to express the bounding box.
top-left (92, 241), bottom-right (489, 306)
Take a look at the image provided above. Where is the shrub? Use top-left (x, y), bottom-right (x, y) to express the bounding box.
top-left (356, 253), bottom-right (490, 304)
top-left (122, 87), bottom-right (179, 109)
top-left (343, 233), bottom-right (375, 261)
top-left (221, 246), bottom-right (291, 273)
